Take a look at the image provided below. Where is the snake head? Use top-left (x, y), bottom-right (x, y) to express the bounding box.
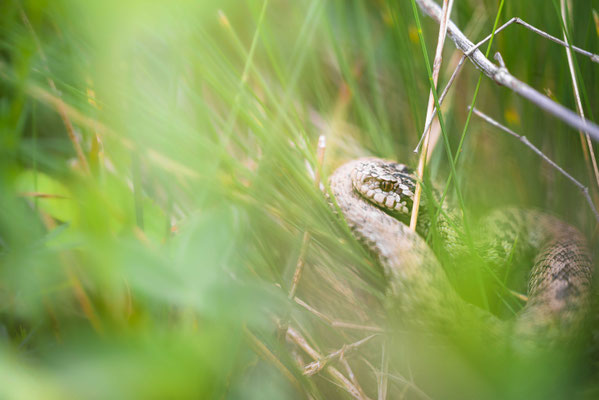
top-left (350, 159), bottom-right (417, 216)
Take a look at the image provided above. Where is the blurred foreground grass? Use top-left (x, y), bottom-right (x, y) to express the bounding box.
top-left (0, 0), bottom-right (598, 398)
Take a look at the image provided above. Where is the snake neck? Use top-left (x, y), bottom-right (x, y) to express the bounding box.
top-left (409, 194), bottom-right (468, 262)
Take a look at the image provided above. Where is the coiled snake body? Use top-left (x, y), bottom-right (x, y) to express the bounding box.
top-left (330, 158), bottom-right (594, 345)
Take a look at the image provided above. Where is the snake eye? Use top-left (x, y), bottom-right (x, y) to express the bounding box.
top-left (380, 181), bottom-right (393, 191)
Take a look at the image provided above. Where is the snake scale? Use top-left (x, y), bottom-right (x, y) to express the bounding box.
top-left (330, 158), bottom-right (594, 346)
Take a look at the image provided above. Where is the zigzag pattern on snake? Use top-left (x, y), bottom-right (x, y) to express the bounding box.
top-left (329, 158), bottom-right (593, 345)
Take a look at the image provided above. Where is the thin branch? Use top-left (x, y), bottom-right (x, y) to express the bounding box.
top-left (415, 0), bottom-right (599, 141)
top-left (416, 12), bottom-right (587, 153)
top-left (410, 0), bottom-right (454, 231)
top-left (470, 106), bottom-right (599, 222)
top-left (417, 12), bottom-right (599, 152)
top-left (466, 16), bottom-right (599, 63)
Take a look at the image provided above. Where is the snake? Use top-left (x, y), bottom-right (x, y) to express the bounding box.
top-left (329, 158), bottom-right (594, 346)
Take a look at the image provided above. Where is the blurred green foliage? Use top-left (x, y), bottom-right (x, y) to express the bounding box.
top-left (0, 0), bottom-right (598, 398)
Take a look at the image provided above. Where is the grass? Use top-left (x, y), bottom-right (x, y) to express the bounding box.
top-left (0, 0), bottom-right (598, 398)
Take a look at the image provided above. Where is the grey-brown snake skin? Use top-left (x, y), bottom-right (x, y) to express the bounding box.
top-left (330, 158), bottom-right (594, 345)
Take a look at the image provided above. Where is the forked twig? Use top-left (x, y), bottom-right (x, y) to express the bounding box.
top-left (303, 334), bottom-right (377, 376)
top-left (286, 325), bottom-right (371, 400)
top-left (415, 0), bottom-right (599, 141)
top-left (416, 12), bottom-right (599, 152)
top-left (470, 106), bottom-right (599, 222)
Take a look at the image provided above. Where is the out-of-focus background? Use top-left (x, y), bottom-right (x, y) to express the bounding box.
top-left (0, 0), bottom-right (598, 398)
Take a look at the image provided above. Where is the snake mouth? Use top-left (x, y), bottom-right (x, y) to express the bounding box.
top-left (352, 179), bottom-right (410, 214)
top-left (351, 167), bottom-right (413, 214)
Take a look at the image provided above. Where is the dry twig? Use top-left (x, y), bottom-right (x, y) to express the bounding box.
top-left (415, 0), bottom-right (599, 141)
top-left (303, 334), bottom-right (377, 376)
top-left (417, 13), bottom-right (599, 151)
top-left (286, 325), bottom-right (371, 400)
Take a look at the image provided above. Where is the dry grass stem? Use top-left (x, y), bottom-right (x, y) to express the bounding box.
top-left (340, 358), bottom-right (369, 400)
top-left (288, 136), bottom-right (327, 299)
top-left (294, 297), bottom-right (384, 333)
top-left (509, 289), bottom-right (529, 302)
top-left (243, 325), bottom-right (302, 392)
top-left (410, 0), bottom-right (454, 232)
top-left (415, 54), bottom-right (466, 152)
top-left (303, 334), bottom-right (377, 376)
top-left (385, 373), bottom-right (432, 400)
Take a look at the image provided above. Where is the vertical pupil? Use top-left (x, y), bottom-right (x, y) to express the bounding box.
top-left (382, 181), bottom-right (391, 191)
